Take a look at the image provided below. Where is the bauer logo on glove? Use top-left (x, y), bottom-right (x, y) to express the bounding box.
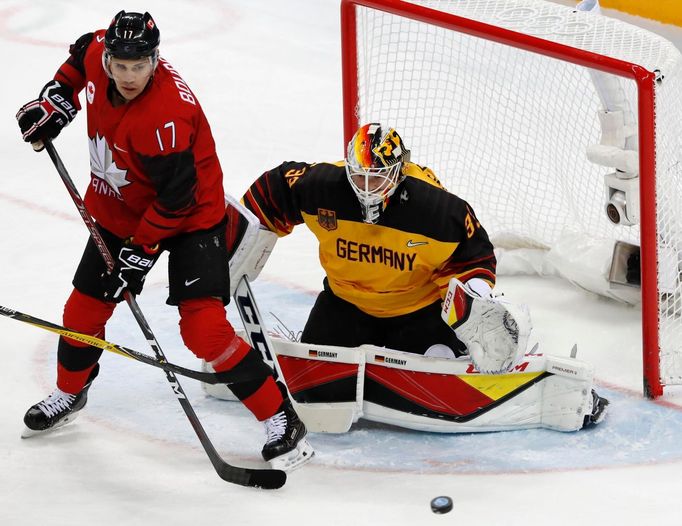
top-left (102, 239), bottom-right (160, 302)
top-left (16, 80), bottom-right (78, 151)
top-left (441, 277), bottom-right (532, 374)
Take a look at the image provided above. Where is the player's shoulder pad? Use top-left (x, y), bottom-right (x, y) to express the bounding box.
top-left (68, 32), bottom-right (99, 71)
top-left (70, 32), bottom-right (96, 55)
top-left (402, 162), bottom-right (446, 190)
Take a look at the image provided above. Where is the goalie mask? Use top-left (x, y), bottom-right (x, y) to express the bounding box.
top-left (345, 123), bottom-right (410, 224)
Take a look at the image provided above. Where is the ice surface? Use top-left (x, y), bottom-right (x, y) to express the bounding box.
top-left (1, 1), bottom-right (682, 525)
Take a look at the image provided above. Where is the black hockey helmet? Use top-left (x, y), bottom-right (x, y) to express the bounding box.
top-left (104, 11), bottom-right (160, 59)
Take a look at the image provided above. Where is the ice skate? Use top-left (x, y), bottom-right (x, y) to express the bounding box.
top-left (582, 389), bottom-right (609, 428)
top-left (22, 366), bottom-right (98, 438)
top-left (262, 397), bottom-right (314, 471)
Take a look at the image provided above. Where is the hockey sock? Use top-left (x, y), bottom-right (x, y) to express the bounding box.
top-left (179, 298), bottom-right (283, 420)
top-left (226, 348), bottom-right (283, 421)
top-left (56, 288), bottom-right (115, 393)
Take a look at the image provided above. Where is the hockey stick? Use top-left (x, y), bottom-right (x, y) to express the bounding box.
top-left (234, 275), bottom-right (356, 433)
top-left (0, 305), bottom-right (263, 385)
top-left (43, 140), bottom-right (285, 489)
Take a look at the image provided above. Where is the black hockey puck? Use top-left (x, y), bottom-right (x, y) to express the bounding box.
top-left (430, 496), bottom-right (453, 514)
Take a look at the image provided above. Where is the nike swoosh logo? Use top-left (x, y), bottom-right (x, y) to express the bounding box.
top-left (406, 240), bottom-right (428, 247)
top-left (185, 278), bottom-right (201, 286)
top-left (114, 143), bottom-right (128, 153)
top-left (96, 35), bottom-right (104, 42)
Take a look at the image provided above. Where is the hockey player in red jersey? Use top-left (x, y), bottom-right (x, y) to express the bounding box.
top-left (15, 11), bottom-right (313, 470)
top-left (242, 123), bottom-right (608, 427)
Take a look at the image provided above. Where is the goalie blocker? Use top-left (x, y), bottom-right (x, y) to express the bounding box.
top-left (225, 193), bottom-right (277, 297)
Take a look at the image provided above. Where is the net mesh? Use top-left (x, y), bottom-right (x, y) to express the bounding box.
top-left (351, 0), bottom-right (682, 385)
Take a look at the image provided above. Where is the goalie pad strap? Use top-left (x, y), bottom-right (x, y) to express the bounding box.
top-left (442, 281), bottom-right (471, 327)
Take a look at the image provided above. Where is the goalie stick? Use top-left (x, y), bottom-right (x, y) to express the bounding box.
top-left (43, 140), bottom-right (285, 490)
top-left (233, 275), bottom-right (356, 433)
top-left (0, 305), bottom-right (263, 385)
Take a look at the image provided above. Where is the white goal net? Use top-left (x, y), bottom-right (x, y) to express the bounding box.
top-left (342, 0), bottom-right (682, 395)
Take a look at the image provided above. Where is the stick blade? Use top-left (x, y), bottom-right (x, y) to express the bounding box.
top-left (247, 468), bottom-right (287, 490)
top-left (218, 464), bottom-right (287, 490)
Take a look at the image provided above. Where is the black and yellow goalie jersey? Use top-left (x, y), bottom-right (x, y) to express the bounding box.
top-left (242, 161), bottom-right (496, 317)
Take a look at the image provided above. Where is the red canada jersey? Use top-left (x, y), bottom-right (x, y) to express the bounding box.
top-left (53, 31), bottom-right (225, 245)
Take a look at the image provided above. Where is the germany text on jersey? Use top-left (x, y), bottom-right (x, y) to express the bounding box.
top-left (243, 161), bottom-right (496, 317)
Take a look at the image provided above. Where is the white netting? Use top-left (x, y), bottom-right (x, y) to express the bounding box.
top-left (350, 0), bottom-right (682, 387)
top-left (655, 66), bottom-right (682, 385)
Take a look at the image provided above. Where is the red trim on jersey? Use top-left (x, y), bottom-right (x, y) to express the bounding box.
top-left (54, 65), bottom-right (84, 111)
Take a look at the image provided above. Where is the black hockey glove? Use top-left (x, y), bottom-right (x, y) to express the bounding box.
top-left (16, 80), bottom-right (78, 151)
top-left (102, 239), bottom-right (160, 303)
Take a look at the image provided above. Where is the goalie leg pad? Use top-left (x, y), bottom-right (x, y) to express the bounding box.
top-left (361, 348), bottom-right (597, 433)
top-left (203, 336), bottom-right (364, 433)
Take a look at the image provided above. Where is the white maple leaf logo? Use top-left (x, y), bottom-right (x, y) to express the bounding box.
top-left (89, 133), bottom-right (130, 197)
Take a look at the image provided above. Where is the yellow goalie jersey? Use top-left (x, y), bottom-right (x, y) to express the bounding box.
top-left (242, 161), bottom-right (496, 317)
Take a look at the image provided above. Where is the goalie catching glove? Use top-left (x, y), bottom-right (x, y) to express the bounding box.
top-left (441, 277), bottom-right (531, 374)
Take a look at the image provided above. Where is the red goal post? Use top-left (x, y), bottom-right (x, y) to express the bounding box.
top-left (340, 0), bottom-right (682, 397)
